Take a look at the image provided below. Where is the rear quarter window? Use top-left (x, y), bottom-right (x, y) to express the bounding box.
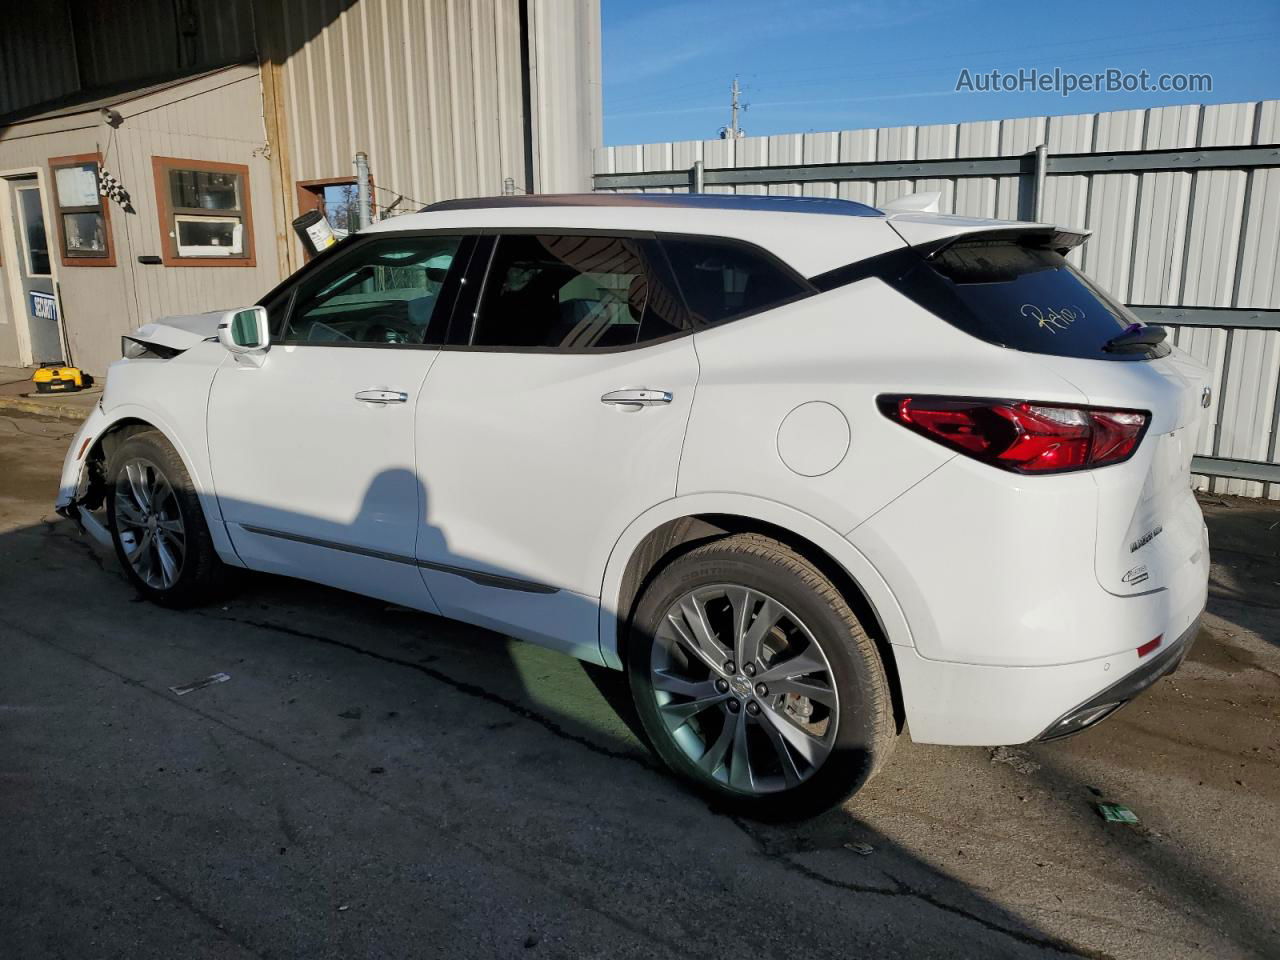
top-left (896, 238), bottom-right (1168, 361)
top-left (660, 237), bottom-right (810, 325)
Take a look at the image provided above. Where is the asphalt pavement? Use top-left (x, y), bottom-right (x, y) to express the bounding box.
top-left (1, 410), bottom-right (1277, 959)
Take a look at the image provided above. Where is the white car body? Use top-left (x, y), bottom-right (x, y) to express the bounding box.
top-left (57, 193), bottom-right (1209, 750)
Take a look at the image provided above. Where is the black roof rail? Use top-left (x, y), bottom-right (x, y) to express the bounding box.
top-left (421, 192), bottom-right (882, 217)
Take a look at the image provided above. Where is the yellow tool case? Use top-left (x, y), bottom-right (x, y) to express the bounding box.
top-left (31, 365), bottom-right (92, 393)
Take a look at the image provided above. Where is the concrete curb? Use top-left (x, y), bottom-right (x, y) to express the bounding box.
top-left (0, 393), bottom-right (97, 422)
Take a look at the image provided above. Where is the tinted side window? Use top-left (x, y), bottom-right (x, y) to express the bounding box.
top-left (661, 237), bottom-right (809, 325)
top-left (897, 239), bottom-right (1169, 361)
top-left (283, 235), bottom-right (467, 345)
top-left (470, 234), bottom-right (689, 350)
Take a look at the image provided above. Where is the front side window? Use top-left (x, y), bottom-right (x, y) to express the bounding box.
top-left (283, 235), bottom-right (466, 345)
top-left (470, 234), bottom-right (690, 350)
top-left (660, 237), bottom-right (810, 325)
top-left (153, 157), bottom-right (254, 265)
top-left (50, 154), bottom-right (113, 264)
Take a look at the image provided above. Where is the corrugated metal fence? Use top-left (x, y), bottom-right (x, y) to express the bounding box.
top-left (594, 101), bottom-right (1280, 499)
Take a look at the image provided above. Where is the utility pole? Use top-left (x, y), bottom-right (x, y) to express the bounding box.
top-left (730, 75), bottom-right (741, 138)
top-left (721, 76), bottom-right (745, 140)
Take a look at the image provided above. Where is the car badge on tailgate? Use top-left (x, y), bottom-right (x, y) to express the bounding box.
top-left (1129, 526), bottom-right (1163, 553)
top-left (1122, 564), bottom-right (1150, 586)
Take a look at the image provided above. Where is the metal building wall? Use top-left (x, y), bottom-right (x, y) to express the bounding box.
top-left (271, 0), bottom-right (600, 224)
top-left (0, 1), bottom-right (255, 119)
top-left (526, 0), bottom-right (603, 195)
top-left (69, 0), bottom-right (255, 88)
top-left (594, 101), bottom-right (1280, 499)
top-left (0, 6), bottom-right (80, 116)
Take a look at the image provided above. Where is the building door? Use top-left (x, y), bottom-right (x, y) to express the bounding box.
top-left (5, 177), bottom-right (62, 364)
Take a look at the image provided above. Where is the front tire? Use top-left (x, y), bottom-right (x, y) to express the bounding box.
top-left (105, 429), bottom-right (225, 607)
top-left (628, 533), bottom-right (895, 819)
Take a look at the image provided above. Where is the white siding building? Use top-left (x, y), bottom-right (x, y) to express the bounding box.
top-left (0, 0), bottom-right (602, 375)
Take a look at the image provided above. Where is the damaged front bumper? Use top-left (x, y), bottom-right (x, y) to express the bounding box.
top-left (54, 402), bottom-right (114, 548)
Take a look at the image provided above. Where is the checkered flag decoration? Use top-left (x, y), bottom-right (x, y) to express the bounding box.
top-left (98, 168), bottom-right (134, 213)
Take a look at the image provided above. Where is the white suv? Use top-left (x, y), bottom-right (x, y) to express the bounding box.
top-left (57, 193), bottom-right (1210, 817)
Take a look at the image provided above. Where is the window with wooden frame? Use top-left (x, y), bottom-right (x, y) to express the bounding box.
top-left (50, 153), bottom-right (115, 266)
top-left (152, 156), bottom-right (255, 266)
top-left (296, 177), bottom-right (371, 260)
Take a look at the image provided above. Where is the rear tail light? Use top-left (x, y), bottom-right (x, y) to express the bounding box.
top-left (878, 395), bottom-right (1149, 474)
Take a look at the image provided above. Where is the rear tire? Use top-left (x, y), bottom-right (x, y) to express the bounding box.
top-left (628, 533), bottom-right (895, 820)
top-left (105, 429), bottom-right (226, 607)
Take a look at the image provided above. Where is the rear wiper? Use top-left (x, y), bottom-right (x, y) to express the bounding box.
top-left (1104, 323), bottom-right (1167, 353)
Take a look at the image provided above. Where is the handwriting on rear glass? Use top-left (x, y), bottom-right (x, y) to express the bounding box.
top-left (1021, 303), bottom-right (1082, 333)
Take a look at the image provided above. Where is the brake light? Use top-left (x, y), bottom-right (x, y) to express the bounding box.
top-left (879, 395), bottom-right (1149, 474)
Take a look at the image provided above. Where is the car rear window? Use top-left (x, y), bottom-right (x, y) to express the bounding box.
top-left (896, 238), bottom-right (1168, 361)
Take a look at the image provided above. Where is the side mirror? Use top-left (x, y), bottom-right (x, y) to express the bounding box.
top-left (218, 306), bottom-right (270, 355)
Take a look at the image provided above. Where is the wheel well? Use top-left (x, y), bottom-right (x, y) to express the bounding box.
top-left (617, 513), bottom-right (907, 733)
top-left (79, 418), bottom-right (159, 510)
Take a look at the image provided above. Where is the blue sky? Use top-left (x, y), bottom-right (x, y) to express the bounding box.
top-left (602, 0), bottom-right (1280, 145)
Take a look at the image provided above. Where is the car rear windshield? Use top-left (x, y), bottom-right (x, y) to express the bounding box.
top-left (895, 238), bottom-right (1168, 361)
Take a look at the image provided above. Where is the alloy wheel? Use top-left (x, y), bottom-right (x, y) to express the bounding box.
top-left (649, 584), bottom-right (839, 794)
top-left (113, 457), bottom-right (186, 590)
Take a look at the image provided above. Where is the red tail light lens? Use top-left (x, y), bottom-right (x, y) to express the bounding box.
top-left (879, 395), bottom-right (1149, 474)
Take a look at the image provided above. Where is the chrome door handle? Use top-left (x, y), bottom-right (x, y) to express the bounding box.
top-left (601, 388), bottom-right (673, 406)
top-left (355, 389), bottom-right (408, 404)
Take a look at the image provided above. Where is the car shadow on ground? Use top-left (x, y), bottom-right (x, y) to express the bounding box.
top-left (4, 455), bottom-right (1278, 957)
top-left (0, 462), bottom-right (1098, 959)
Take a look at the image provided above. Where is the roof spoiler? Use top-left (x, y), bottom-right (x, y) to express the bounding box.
top-left (925, 225), bottom-right (1091, 257)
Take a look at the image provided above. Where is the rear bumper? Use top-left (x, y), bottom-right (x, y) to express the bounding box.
top-left (848, 447), bottom-right (1210, 745)
top-left (1034, 612), bottom-right (1201, 741)
top-left (890, 583), bottom-right (1206, 745)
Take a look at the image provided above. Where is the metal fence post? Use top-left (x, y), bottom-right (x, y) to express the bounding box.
top-left (1032, 143), bottom-right (1048, 222)
top-left (691, 160), bottom-right (704, 194)
top-left (355, 151), bottom-right (371, 228)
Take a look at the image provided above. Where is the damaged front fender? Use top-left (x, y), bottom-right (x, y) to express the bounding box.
top-left (55, 402), bottom-right (114, 548)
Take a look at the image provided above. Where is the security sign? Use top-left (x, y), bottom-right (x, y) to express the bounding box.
top-left (29, 291), bottom-right (58, 321)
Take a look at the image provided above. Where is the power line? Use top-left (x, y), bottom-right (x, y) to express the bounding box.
top-left (604, 16), bottom-right (1275, 112)
top-left (725, 15), bottom-right (1277, 88)
top-left (605, 30), bottom-right (1274, 121)
top-left (371, 182), bottom-right (430, 212)
top-left (742, 32), bottom-right (1275, 102)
